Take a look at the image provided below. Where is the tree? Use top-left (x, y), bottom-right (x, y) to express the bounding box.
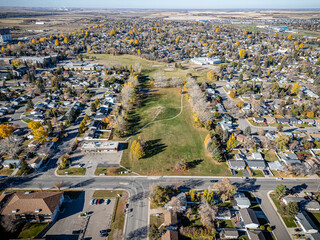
top-left (229, 91), bottom-right (236, 98)
top-left (175, 161), bottom-right (187, 172)
top-left (19, 159), bottom-right (31, 175)
top-left (274, 184), bottom-right (286, 199)
top-left (277, 123), bottom-right (284, 132)
top-left (110, 30), bottom-right (116, 35)
top-left (288, 34), bottom-right (293, 40)
top-left (33, 127), bottom-right (48, 143)
top-left (68, 108), bottom-right (77, 123)
top-left (47, 120), bottom-right (53, 133)
top-left (291, 82), bottom-right (301, 95)
top-left (213, 178), bottom-right (237, 202)
top-left (239, 49), bottom-right (246, 59)
top-left (54, 39), bottom-right (59, 46)
top-left (150, 186), bottom-right (170, 205)
top-left (286, 201), bottom-right (299, 217)
top-left (0, 136), bottom-right (23, 158)
top-left (212, 150), bottom-right (223, 162)
top-left (207, 70), bottom-right (215, 81)
top-left (244, 126), bottom-right (251, 136)
top-left (94, 98), bottom-right (100, 108)
top-left (0, 124), bottom-right (14, 139)
top-left (64, 37), bottom-right (69, 44)
top-left (275, 133), bottom-right (290, 149)
top-left (90, 102), bottom-right (97, 112)
top-left (28, 121), bottom-right (42, 131)
top-left (198, 202), bottom-right (217, 230)
top-left (236, 101), bottom-right (244, 109)
top-left (226, 134), bottom-right (236, 150)
top-left (54, 181), bottom-right (64, 191)
top-left (26, 99), bottom-right (34, 109)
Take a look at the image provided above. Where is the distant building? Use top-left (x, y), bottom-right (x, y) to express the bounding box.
top-left (191, 57), bottom-right (221, 65)
top-left (81, 141), bottom-right (119, 152)
top-left (295, 211), bottom-right (318, 234)
top-left (0, 29), bottom-right (12, 43)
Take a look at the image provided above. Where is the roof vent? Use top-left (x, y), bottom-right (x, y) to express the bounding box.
top-left (12, 209), bottom-right (18, 213)
top-left (25, 191), bottom-right (31, 194)
top-left (35, 209), bottom-right (41, 213)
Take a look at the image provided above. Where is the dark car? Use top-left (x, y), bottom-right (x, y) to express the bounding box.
top-left (100, 230), bottom-right (108, 237)
top-left (93, 199), bottom-right (98, 204)
top-left (72, 230), bottom-right (82, 234)
top-left (105, 199), bottom-right (111, 205)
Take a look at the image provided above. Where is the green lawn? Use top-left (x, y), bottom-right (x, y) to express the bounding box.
top-left (263, 150), bottom-right (278, 162)
top-left (309, 212), bottom-right (320, 227)
top-left (95, 168), bottom-right (108, 176)
top-left (93, 190), bottom-right (124, 198)
top-left (0, 168), bottom-right (13, 176)
top-left (18, 222), bottom-right (49, 239)
top-left (219, 219), bottom-right (234, 228)
top-left (87, 54), bottom-right (212, 83)
top-left (121, 88), bottom-right (231, 176)
top-left (56, 167), bottom-right (86, 175)
top-left (252, 170), bottom-right (265, 177)
top-left (150, 214), bottom-right (164, 227)
top-left (270, 193), bottom-right (297, 228)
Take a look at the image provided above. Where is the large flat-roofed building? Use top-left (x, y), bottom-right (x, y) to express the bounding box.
top-left (81, 141), bottom-right (119, 152)
top-left (191, 57), bottom-right (221, 65)
top-left (0, 29), bottom-right (12, 43)
top-left (0, 191), bottom-right (64, 223)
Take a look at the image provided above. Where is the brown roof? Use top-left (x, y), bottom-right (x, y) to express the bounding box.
top-left (161, 230), bottom-right (179, 240)
top-left (0, 192), bottom-right (63, 215)
top-left (164, 211), bottom-right (177, 226)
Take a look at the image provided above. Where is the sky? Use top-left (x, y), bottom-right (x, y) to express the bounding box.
top-left (0, 0), bottom-right (320, 9)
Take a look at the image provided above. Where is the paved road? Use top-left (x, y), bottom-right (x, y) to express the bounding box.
top-left (1, 174), bottom-right (319, 240)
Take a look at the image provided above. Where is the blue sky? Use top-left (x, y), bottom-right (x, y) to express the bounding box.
top-left (0, 0), bottom-right (319, 9)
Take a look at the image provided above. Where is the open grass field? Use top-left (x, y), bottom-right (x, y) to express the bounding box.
top-left (121, 87), bottom-right (231, 176)
top-left (87, 54), bottom-right (213, 83)
top-left (93, 190), bottom-right (124, 198)
top-left (0, 168), bottom-right (14, 176)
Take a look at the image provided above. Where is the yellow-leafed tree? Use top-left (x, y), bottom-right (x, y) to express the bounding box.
top-left (226, 134), bottom-right (236, 150)
top-left (291, 82), bottom-right (301, 95)
top-left (28, 122), bottom-right (42, 131)
top-left (0, 124), bottom-right (14, 139)
top-left (239, 49), bottom-right (246, 59)
top-left (207, 70), bottom-right (215, 81)
top-left (55, 39), bottom-right (59, 46)
top-left (33, 127), bottom-right (48, 143)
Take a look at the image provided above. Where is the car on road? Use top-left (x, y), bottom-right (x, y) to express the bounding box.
top-left (241, 177), bottom-right (248, 180)
top-left (79, 163), bottom-right (85, 168)
top-left (105, 199), bottom-right (111, 205)
top-left (100, 230), bottom-right (108, 237)
top-left (276, 177), bottom-right (283, 180)
top-left (299, 126), bottom-right (304, 129)
top-left (263, 170), bottom-right (269, 175)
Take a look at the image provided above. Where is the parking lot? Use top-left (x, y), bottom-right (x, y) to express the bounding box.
top-left (44, 190), bottom-right (115, 240)
top-left (70, 151), bottom-right (123, 176)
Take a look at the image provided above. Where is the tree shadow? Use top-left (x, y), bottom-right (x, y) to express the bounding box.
top-left (186, 159), bottom-right (203, 169)
top-left (233, 178), bottom-right (261, 193)
top-left (126, 225), bottom-right (148, 240)
top-left (143, 139), bottom-right (167, 158)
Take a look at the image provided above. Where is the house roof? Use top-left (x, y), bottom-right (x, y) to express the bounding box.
top-left (222, 228), bottom-right (238, 237)
top-left (247, 230), bottom-right (266, 240)
top-left (305, 200), bottom-right (320, 210)
top-left (161, 230), bottom-right (179, 240)
top-left (268, 161), bottom-right (283, 170)
top-left (246, 160), bottom-right (266, 168)
top-left (164, 211), bottom-right (177, 226)
top-left (228, 160), bottom-right (246, 169)
top-left (0, 191), bottom-right (63, 216)
top-left (295, 211), bottom-right (317, 232)
top-left (239, 208), bottom-right (259, 226)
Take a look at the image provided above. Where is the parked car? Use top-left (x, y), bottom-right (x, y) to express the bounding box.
top-left (93, 199), bottom-right (98, 204)
top-left (79, 163), bottom-right (85, 168)
top-left (99, 199), bottom-right (104, 204)
top-left (263, 170), bottom-right (269, 175)
top-left (276, 177), bottom-right (283, 180)
top-left (100, 230), bottom-right (108, 237)
top-left (105, 199), bottom-right (111, 205)
top-left (90, 199), bottom-right (94, 205)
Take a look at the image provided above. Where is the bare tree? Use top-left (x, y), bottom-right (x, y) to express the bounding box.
top-left (257, 128), bottom-right (265, 136)
top-left (153, 72), bottom-right (169, 88)
top-left (242, 136), bottom-right (256, 149)
top-left (121, 85), bottom-right (135, 111)
top-left (198, 202), bottom-right (217, 230)
top-left (213, 178), bottom-right (238, 202)
top-left (54, 181), bottom-right (64, 191)
top-left (0, 136), bottom-right (23, 159)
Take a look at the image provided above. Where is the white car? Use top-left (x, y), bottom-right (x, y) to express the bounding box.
top-left (276, 177), bottom-right (283, 180)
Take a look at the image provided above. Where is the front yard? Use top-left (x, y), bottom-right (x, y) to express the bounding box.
top-left (56, 167), bottom-right (86, 175)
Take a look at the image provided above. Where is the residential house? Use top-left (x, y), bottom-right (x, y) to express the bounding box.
top-left (247, 230), bottom-right (266, 240)
top-left (228, 160), bottom-right (246, 170)
top-left (0, 191), bottom-right (64, 223)
top-left (165, 193), bottom-right (187, 212)
top-left (216, 208), bottom-right (232, 220)
top-left (161, 230), bottom-right (179, 240)
top-left (220, 121), bottom-right (233, 132)
top-left (253, 117), bottom-right (265, 124)
top-left (239, 208), bottom-right (260, 229)
top-left (251, 152), bottom-right (264, 161)
top-left (246, 160), bottom-right (266, 170)
top-left (233, 192), bottom-right (251, 209)
top-left (295, 211), bottom-right (318, 234)
top-left (164, 211), bottom-right (178, 226)
top-left (220, 228), bottom-right (239, 239)
top-left (268, 161), bottom-right (283, 171)
top-left (276, 118), bottom-right (290, 124)
top-left (280, 153), bottom-right (302, 166)
top-left (2, 159), bottom-right (20, 168)
top-left (81, 141), bottom-right (119, 152)
top-left (305, 200), bottom-right (320, 212)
